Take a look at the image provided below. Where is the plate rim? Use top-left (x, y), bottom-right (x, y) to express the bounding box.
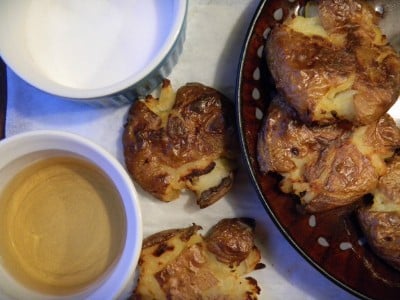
top-left (235, 1), bottom-right (374, 299)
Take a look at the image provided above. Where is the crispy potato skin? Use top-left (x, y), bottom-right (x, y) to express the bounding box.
top-left (303, 142), bottom-right (377, 212)
top-left (358, 156), bottom-right (400, 271)
top-left (142, 224), bottom-right (203, 250)
top-left (132, 219), bottom-right (263, 300)
top-left (304, 114), bottom-right (400, 212)
top-left (257, 95), bottom-right (347, 174)
top-left (206, 218), bottom-right (256, 266)
top-left (123, 82), bottom-right (237, 206)
top-left (358, 210), bottom-right (400, 271)
top-left (261, 0), bottom-right (400, 273)
top-left (257, 96), bottom-right (400, 213)
top-left (318, 0), bottom-right (378, 32)
top-left (266, 0), bottom-right (400, 125)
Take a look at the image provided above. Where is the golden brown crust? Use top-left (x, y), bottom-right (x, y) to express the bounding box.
top-left (257, 95), bottom-right (347, 175)
top-left (206, 218), bottom-right (256, 266)
top-left (358, 156), bottom-right (400, 270)
top-left (303, 142), bottom-right (377, 212)
top-left (196, 174), bottom-right (234, 208)
top-left (123, 80), bottom-right (237, 207)
top-left (358, 210), bottom-right (400, 271)
top-left (132, 218), bottom-right (263, 300)
top-left (257, 96), bottom-right (400, 213)
top-left (261, 0), bottom-right (400, 273)
top-left (318, 0), bottom-right (378, 34)
top-left (154, 243), bottom-right (219, 299)
top-left (266, 0), bottom-right (400, 125)
top-left (142, 224), bottom-right (203, 250)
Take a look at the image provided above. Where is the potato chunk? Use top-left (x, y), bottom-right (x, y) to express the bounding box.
top-left (123, 80), bottom-right (237, 208)
top-left (257, 96), bottom-right (400, 212)
top-left (358, 155), bottom-right (400, 271)
top-left (266, 0), bottom-right (400, 125)
top-left (132, 218), bottom-right (263, 300)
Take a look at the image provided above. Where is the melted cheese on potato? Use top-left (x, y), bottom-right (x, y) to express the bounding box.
top-left (288, 16), bottom-right (328, 38)
top-left (370, 191), bottom-right (399, 212)
top-left (280, 156), bottom-right (311, 194)
top-left (143, 81), bottom-right (176, 127)
top-left (315, 75), bottom-right (357, 122)
top-left (350, 126), bottom-right (390, 176)
top-left (186, 158), bottom-right (235, 197)
top-left (287, 15), bottom-right (346, 46)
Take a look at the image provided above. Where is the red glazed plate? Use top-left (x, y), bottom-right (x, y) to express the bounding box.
top-left (236, 0), bottom-right (400, 299)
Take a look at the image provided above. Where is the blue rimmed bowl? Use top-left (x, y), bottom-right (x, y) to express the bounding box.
top-left (0, 0), bottom-right (187, 104)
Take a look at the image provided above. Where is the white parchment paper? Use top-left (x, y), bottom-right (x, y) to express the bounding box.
top-left (5, 1), bottom-right (359, 299)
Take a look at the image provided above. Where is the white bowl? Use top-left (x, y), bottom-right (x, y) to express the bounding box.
top-left (0, 0), bottom-right (187, 103)
top-left (0, 131), bottom-right (142, 300)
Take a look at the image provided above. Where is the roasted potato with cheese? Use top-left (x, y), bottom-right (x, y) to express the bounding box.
top-left (123, 80), bottom-right (237, 208)
top-left (358, 155), bottom-right (400, 271)
top-left (266, 0), bottom-right (400, 125)
top-left (257, 95), bottom-right (400, 213)
top-left (132, 218), bottom-right (263, 300)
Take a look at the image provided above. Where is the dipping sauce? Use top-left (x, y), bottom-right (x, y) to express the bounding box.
top-left (0, 156), bottom-right (126, 295)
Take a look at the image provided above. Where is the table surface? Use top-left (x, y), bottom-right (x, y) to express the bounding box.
top-left (3, 1), bottom-right (361, 299)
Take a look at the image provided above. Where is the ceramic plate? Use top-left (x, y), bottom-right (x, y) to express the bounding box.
top-left (236, 0), bottom-right (400, 299)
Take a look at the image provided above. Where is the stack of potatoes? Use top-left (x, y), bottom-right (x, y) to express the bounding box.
top-left (257, 0), bottom-right (400, 270)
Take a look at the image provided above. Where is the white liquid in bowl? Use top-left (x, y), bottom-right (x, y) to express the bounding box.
top-left (25, 0), bottom-right (173, 89)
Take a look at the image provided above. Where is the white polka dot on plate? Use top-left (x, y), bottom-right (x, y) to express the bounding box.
top-left (255, 107), bottom-right (263, 120)
top-left (273, 8), bottom-right (283, 21)
top-left (339, 242), bottom-right (352, 251)
top-left (263, 27), bottom-right (271, 39)
top-left (308, 215), bottom-right (316, 228)
top-left (257, 45), bottom-right (264, 58)
top-left (318, 237), bottom-right (329, 247)
top-left (252, 88), bottom-right (260, 100)
top-left (253, 68), bottom-right (260, 80)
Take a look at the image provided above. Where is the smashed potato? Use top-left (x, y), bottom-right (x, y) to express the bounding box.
top-left (259, 0), bottom-right (400, 274)
top-left (132, 218), bottom-right (263, 300)
top-left (257, 96), bottom-right (400, 213)
top-left (358, 155), bottom-right (400, 271)
top-left (123, 80), bottom-right (237, 208)
top-left (266, 0), bottom-right (400, 125)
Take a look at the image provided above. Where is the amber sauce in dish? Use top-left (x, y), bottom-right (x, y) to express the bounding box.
top-left (0, 156), bottom-right (126, 295)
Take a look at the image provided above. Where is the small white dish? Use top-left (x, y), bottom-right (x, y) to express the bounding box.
top-left (0, 0), bottom-right (187, 103)
top-left (0, 130), bottom-right (142, 300)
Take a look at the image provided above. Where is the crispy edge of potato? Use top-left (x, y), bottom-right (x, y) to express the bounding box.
top-left (357, 155), bottom-right (400, 271)
top-left (133, 219), bottom-right (263, 300)
top-left (124, 80), bottom-right (238, 207)
top-left (358, 208), bottom-right (400, 271)
top-left (205, 218), bottom-right (257, 266)
top-left (257, 94), bottom-right (400, 213)
top-left (266, 0), bottom-right (400, 126)
top-left (133, 224), bottom-right (203, 299)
